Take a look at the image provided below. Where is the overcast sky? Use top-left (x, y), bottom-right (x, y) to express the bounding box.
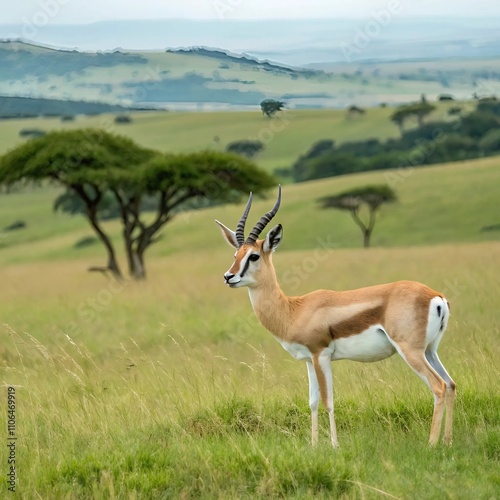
top-left (4, 0), bottom-right (500, 24)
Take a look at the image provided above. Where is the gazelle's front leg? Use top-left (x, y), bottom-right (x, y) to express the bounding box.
top-left (313, 349), bottom-right (339, 448)
top-left (306, 361), bottom-right (319, 445)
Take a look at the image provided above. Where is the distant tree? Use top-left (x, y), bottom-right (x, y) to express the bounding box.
top-left (347, 105), bottom-right (366, 118)
top-left (226, 140), bottom-right (265, 158)
top-left (390, 101), bottom-right (436, 133)
top-left (260, 99), bottom-right (285, 118)
top-left (319, 185), bottom-right (397, 248)
top-left (412, 101), bottom-right (436, 127)
top-left (438, 94), bottom-right (454, 101)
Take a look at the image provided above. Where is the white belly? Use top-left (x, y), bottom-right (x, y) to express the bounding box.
top-left (276, 339), bottom-right (312, 360)
top-left (331, 325), bottom-right (395, 362)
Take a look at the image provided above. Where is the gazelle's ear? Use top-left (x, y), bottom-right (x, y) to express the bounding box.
top-left (263, 224), bottom-right (283, 253)
top-left (215, 220), bottom-right (239, 249)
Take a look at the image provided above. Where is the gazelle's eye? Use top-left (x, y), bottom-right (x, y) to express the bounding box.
top-left (249, 254), bottom-right (260, 262)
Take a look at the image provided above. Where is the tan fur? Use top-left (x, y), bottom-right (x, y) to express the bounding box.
top-left (244, 248), bottom-right (442, 355)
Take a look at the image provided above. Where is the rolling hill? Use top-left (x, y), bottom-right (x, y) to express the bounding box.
top-left (1, 40), bottom-right (499, 111)
top-left (0, 157), bottom-right (498, 268)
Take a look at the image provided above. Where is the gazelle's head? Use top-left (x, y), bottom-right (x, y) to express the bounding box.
top-left (216, 186), bottom-right (283, 288)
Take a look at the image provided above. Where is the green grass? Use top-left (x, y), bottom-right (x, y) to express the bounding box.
top-left (0, 103), bottom-right (461, 172)
top-left (0, 239), bottom-right (499, 498)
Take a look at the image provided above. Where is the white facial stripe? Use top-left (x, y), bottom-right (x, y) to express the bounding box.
top-left (226, 249), bottom-right (254, 284)
top-left (238, 249), bottom-right (255, 278)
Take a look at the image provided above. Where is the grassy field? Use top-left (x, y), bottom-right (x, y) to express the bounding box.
top-left (0, 150), bottom-right (499, 496)
top-left (0, 101), bottom-right (466, 172)
top-left (0, 239), bottom-right (498, 498)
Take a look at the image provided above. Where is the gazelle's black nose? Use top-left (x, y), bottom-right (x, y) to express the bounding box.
top-left (224, 273), bottom-right (235, 283)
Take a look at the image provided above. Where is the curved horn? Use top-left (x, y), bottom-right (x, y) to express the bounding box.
top-left (246, 185), bottom-right (281, 244)
top-left (235, 192), bottom-right (253, 246)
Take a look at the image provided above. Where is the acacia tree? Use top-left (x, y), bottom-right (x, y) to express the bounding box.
top-left (0, 129), bottom-right (153, 277)
top-left (390, 108), bottom-right (408, 135)
top-left (260, 99), bottom-right (285, 118)
top-left (0, 129), bottom-right (276, 279)
top-left (390, 101), bottom-right (436, 134)
top-left (319, 185), bottom-right (397, 248)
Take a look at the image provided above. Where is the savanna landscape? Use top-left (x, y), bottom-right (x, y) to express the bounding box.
top-left (1, 7), bottom-right (500, 499)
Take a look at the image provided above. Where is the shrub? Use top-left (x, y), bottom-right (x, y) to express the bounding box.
top-left (114, 115), bottom-right (132, 124)
top-left (19, 128), bottom-right (46, 138)
top-left (479, 129), bottom-right (500, 153)
top-left (3, 220), bottom-right (26, 231)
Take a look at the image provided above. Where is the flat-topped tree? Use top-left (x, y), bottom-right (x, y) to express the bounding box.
top-left (0, 128), bottom-right (154, 278)
top-left (0, 129), bottom-right (276, 279)
top-left (319, 185), bottom-right (397, 248)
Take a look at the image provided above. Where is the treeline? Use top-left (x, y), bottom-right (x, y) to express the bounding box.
top-left (287, 99), bottom-right (500, 182)
top-left (0, 96), bottom-right (135, 119)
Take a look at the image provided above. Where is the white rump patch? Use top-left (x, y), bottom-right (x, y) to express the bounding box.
top-left (426, 296), bottom-right (448, 346)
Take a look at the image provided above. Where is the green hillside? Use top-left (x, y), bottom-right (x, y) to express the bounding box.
top-left (0, 103), bottom-right (459, 172)
top-left (0, 157), bottom-right (498, 268)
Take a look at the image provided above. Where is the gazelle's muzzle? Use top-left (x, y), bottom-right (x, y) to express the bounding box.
top-left (224, 272), bottom-right (241, 286)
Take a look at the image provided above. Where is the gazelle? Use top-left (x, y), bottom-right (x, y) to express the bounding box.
top-left (216, 186), bottom-right (456, 447)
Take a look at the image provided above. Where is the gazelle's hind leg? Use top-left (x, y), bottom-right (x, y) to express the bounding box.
top-left (425, 347), bottom-right (455, 444)
top-left (384, 336), bottom-right (448, 446)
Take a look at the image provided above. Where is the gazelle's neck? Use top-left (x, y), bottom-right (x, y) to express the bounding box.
top-left (248, 255), bottom-right (291, 339)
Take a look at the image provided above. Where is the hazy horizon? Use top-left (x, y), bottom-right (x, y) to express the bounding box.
top-left (2, 16), bottom-right (500, 66)
top-left (4, 0), bottom-right (500, 24)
